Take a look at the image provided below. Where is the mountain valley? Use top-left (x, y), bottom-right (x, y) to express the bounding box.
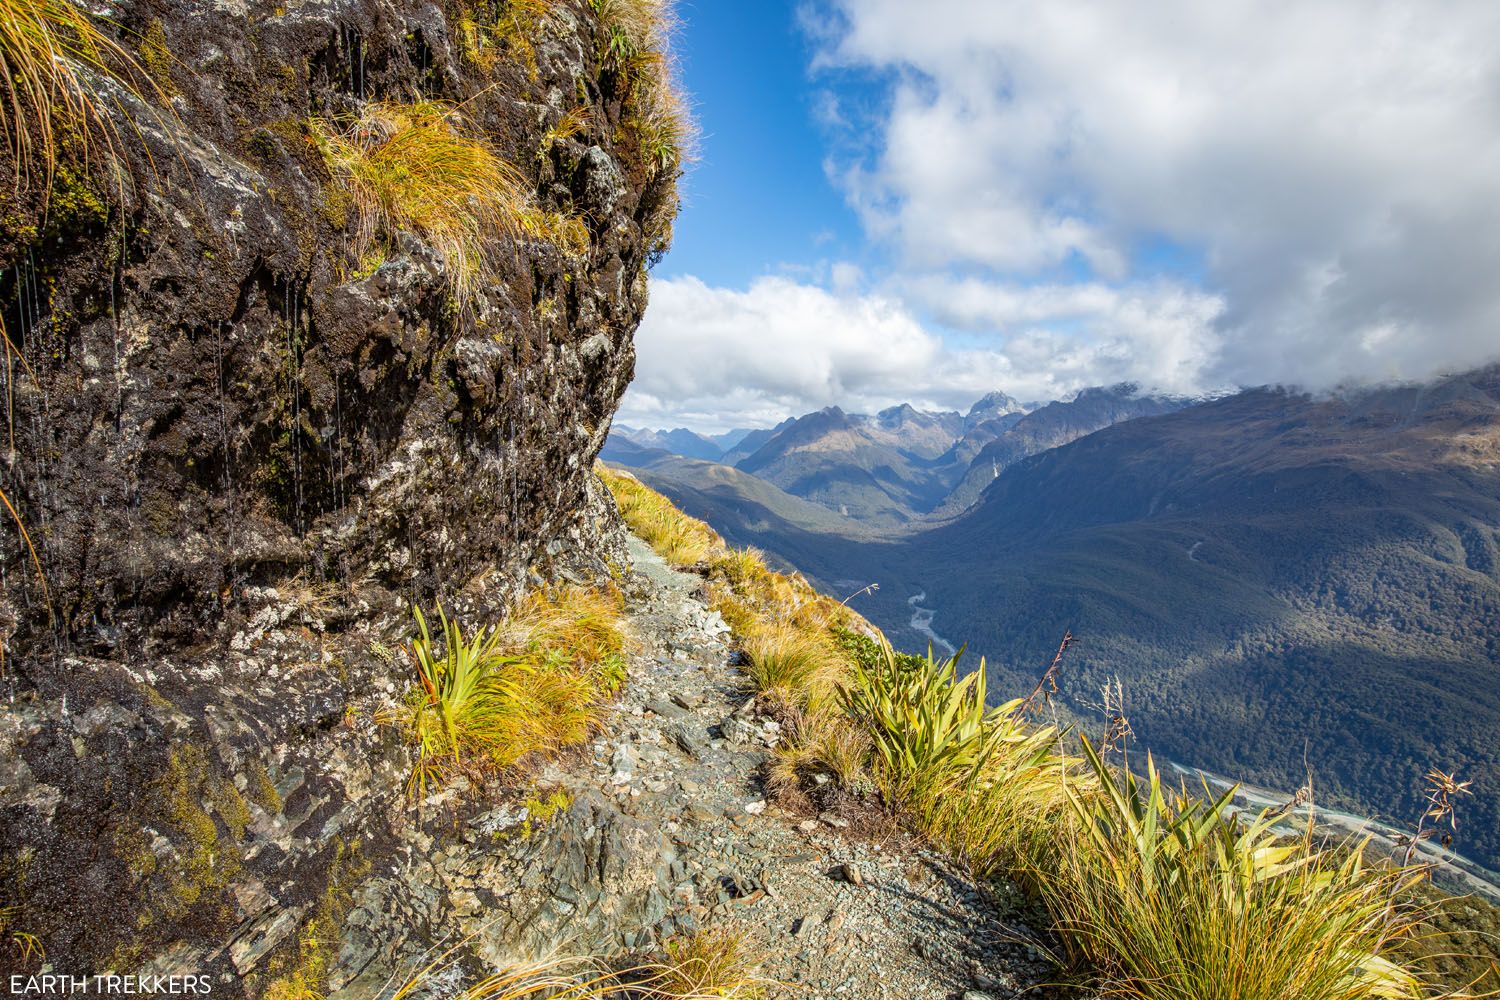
top-left (606, 369), bottom-right (1500, 878)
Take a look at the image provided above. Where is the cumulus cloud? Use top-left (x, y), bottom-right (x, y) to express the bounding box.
top-left (812, 0), bottom-right (1500, 389)
top-left (618, 275), bottom-right (1226, 430)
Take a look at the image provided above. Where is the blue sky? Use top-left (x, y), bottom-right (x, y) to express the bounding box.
top-left (617, 0), bottom-right (1500, 434)
top-left (657, 1), bottom-right (863, 288)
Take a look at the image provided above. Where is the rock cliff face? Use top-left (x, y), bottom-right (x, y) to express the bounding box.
top-left (0, 0), bottom-right (674, 985)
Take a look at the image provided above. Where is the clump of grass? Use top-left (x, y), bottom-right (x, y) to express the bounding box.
top-left (838, 636), bottom-right (1006, 798)
top-left (0, 0), bottom-right (162, 196)
top-left (768, 704), bottom-right (872, 798)
top-left (500, 582), bottom-right (631, 689)
top-left (384, 589), bottom-right (626, 797)
top-left (392, 955), bottom-right (625, 1000)
top-left (311, 100), bottom-right (532, 308)
top-left (456, 0), bottom-right (562, 78)
top-left (598, 464), bottom-right (717, 566)
top-left (641, 929), bottom-right (771, 999)
top-left (389, 930), bottom-right (769, 1000)
top-left (741, 622), bottom-right (841, 705)
top-left (588, 0), bottom-right (694, 255)
top-left (708, 546), bottom-right (768, 588)
top-left (1033, 737), bottom-right (1433, 1000)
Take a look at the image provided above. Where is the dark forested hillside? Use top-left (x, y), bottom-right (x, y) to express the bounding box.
top-left (915, 372), bottom-right (1500, 872)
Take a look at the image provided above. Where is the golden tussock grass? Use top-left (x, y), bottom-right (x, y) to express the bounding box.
top-left (740, 621), bottom-right (842, 705)
top-left (0, 0), bottom-right (166, 196)
top-left (311, 100), bottom-right (526, 307)
top-left (0, 0), bottom-right (178, 620)
top-left (768, 703), bottom-right (872, 797)
top-left (389, 928), bottom-right (770, 999)
top-left (383, 585), bottom-right (628, 797)
top-left (598, 464), bottom-right (717, 566)
top-left (639, 929), bottom-right (772, 999)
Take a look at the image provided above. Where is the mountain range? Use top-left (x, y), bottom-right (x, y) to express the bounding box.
top-left (605, 368), bottom-right (1500, 877)
top-left (607, 383), bottom-right (1184, 525)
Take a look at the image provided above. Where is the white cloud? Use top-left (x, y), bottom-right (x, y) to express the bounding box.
top-left (619, 274), bottom-right (1225, 430)
top-left (812, 0), bottom-right (1500, 389)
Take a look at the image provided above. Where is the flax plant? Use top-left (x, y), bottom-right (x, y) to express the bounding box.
top-left (1035, 736), bottom-right (1434, 1000)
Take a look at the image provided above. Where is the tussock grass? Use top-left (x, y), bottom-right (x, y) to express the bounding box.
top-left (598, 465), bottom-right (717, 566)
top-left (0, 0), bottom-right (162, 196)
top-left (641, 929), bottom-right (772, 999)
top-left (392, 955), bottom-right (626, 1000)
top-left (588, 0), bottom-right (693, 257)
top-left (708, 545), bottom-right (768, 588)
top-left (769, 704), bottom-right (872, 797)
top-left (456, 0), bottom-right (563, 77)
top-left (312, 100), bottom-right (530, 307)
top-left (741, 622), bottom-right (840, 704)
top-left (385, 586), bottom-right (628, 797)
top-left (389, 929), bottom-right (769, 1000)
top-left (500, 583), bottom-right (630, 688)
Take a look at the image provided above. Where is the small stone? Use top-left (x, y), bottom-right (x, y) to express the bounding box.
top-left (797, 819), bottom-right (819, 834)
top-left (840, 863), bottom-right (864, 886)
top-left (962, 993), bottom-right (997, 1000)
top-left (671, 723), bottom-right (707, 760)
top-left (819, 812), bottom-right (850, 829)
top-left (646, 697), bottom-right (686, 719)
top-left (744, 799), bottom-right (766, 815)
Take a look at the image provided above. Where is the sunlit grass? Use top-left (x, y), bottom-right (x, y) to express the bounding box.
top-left (500, 583), bottom-right (630, 689)
top-left (641, 929), bottom-right (772, 999)
top-left (1032, 738), bottom-right (1433, 1000)
top-left (598, 464), bottom-right (716, 565)
top-left (389, 928), bottom-right (770, 1000)
top-left (741, 621), bottom-right (842, 705)
top-left (384, 587), bottom-right (627, 797)
top-left (311, 100), bottom-right (531, 308)
top-left (768, 703), bottom-right (872, 797)
top-left (0, 0), bottom-right (164, 196)
top-left (588, 0), bottom-right (693, 258)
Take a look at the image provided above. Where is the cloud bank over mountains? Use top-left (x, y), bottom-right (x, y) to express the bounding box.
top-left (621, 0), bottom-right (1500, 431)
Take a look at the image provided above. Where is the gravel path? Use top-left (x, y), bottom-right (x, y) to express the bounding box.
top-left (556, 535), bottom-right (1066, 1000)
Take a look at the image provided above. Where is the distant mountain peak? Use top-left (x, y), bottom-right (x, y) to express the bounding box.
top-left (964, 390), bottom-right (1027, 431)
